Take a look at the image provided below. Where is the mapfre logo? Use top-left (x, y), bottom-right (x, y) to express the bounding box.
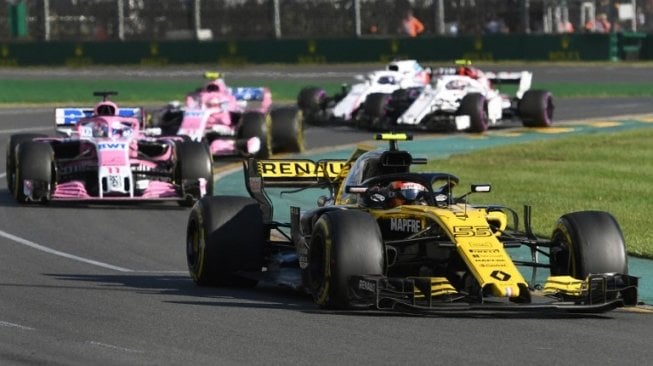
top-left (390, 218), bottom-right (421, 233)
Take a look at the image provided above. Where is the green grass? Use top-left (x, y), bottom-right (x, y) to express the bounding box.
top-left (0, 80), bottom-right (201, 105)
top-left (0, 79), bottom-right (652, 105)
top-left (417, 128), bottom-right (653, 259)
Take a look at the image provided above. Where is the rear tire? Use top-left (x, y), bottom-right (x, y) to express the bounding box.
top-left (519, 89), bottom-right (554, 128)
top-left (458, 93), bottom-right (488, 133)
top-left (270, 106), bottom-right (304, 154)
top-left (297, 86), bottom-right (325, 125)
top-left (15, 141), bottom-right (54, 203)
top-left (549, 211), bottom-right (628, 279)
top-left (157, 108), bottom-right (184, 135)
top-left (238, 111), bottom-right (271, 159)
top-left (360, 93), bottom-right (391, 131)
top-left (186, 196), bottom-right (265, 286)
top-left (363, 93), bottom-right (390, 118)
top-left (307, 210), bottom-right (385, 309)
top-left (175, 141), bottom-right (213, 206)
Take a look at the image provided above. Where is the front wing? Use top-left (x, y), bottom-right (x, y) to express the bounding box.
top-left (349, 274), bottom-right (638, 315)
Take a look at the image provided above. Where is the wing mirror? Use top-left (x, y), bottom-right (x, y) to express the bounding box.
top-left (456, 183), bottom-right (491, 202)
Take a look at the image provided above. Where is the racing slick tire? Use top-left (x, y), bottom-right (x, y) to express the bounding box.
top-left (157, 107), bottom-right (184, 136)
top-left (518, 89), bottom-right (554, 128)
top-left (549, 211), bottom-right (628, 279)
top-left (363, 93), bottom-right (391, 117)
top-left (458, 93), bottom-right (488, 133)
top-left (186, 196), bottom-right (265, 287)
top-left (15, 141), bottom-right (54, 203)
top-left (297, 86), bottom-right (325, 125)
top-left (270, 106), bottom-right (304, 154)
top-left (360, 93), bottom-right (392, 131)
top-left (307, 210), bottom-right (385, 309)
top-left (6, 133), bottom-right (47, 196)
top-left (175, 141), bottom-right (213, 206)
top-left (238, 111), bottom-right (272, 159)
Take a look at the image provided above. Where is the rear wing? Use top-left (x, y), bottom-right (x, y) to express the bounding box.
top-left (229, 87), bottom-right (269, 102)
top-left (244, 157), bottom-right (351, 222)
top-left (244, 158), bottom-right (351, 189)
top-left (484, 71), bottom-right (533, 99)
top-left (55, 107), bottom-right (145, 128)
top-left (203, 71), bottom-right (269, 102)
top-left (229, 87), bottom-right (272, 112)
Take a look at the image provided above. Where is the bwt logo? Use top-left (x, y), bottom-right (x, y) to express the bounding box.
top-left (98, 143), bottom-right (127, 150)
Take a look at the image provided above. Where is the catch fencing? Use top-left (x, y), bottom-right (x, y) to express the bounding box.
top-left (1, 0), bottom-right (651, 42)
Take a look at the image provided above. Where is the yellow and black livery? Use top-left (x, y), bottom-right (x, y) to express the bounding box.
top-left (187, 133), bottom-right (638, 315)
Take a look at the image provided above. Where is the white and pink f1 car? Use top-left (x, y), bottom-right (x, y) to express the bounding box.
top-left (6, 92), bottom-right (213, 205)
top-left (156, 72), bottom-right (304, 159)
top-left (297, 59), bottom-right (432, 125)
top-left (356, 60), bottom-right (554, 133)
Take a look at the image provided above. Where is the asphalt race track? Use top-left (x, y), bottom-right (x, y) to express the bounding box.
top-left (1, 65), bottom-right (653, 365)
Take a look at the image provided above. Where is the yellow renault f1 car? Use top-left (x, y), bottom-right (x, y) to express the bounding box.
top-left (186, 134), bottom-right (638, 314)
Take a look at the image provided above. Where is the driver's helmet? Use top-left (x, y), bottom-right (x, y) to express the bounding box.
top-left (95, 101), bottom-right (117, 116)
top-left (386, 181), bottom-right (428, 208)
top-left (110, 121), bottom-right (132, 138)
top-left (378, 75), bottom-right (396, 85)
top-left (92, 122), bottom-right (109, 138)
top-left (457, 66), bottom-right (479, 79)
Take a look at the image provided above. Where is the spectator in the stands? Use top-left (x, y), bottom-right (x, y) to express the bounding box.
top-left (585, 13), bottom-right (611, 33)
top-left (401, 9), bottom-right (424, 37)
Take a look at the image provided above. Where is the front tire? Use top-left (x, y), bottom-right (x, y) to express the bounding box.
top-left (175, 141), bottom-right (213, 206)
top-left (186, 196), bottom-right (265, 286)
top-left (519, 89), bottom-right (554, 128)
top-left (307, 210), bottom-right (385, 309)
top-left (549, 211), bottom-right (628, 279)
top-left (238, 111), bottom-right (271, 159)
top-left (6, 133), bottom-right (47, 195)
top-left (458, 93), bottom-right (488, 133)
top-left (15, 141), bottom-right (54, 203)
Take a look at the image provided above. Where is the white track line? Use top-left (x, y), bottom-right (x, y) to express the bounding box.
top-left (0, 229), bottom-right (132, 272)
top-left (0, 320), bottom-right (35, 331)
top-left (87, 341), bottom-right (144, 354)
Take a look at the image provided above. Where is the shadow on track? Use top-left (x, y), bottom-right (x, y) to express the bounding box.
top-left (42, 272), bottom-right (616, 320)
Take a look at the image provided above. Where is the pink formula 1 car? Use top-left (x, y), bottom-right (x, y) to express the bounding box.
top-left (6, 92), bottom-right (213, 206)
top-left (156, 72), bottom-right (304, 159)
